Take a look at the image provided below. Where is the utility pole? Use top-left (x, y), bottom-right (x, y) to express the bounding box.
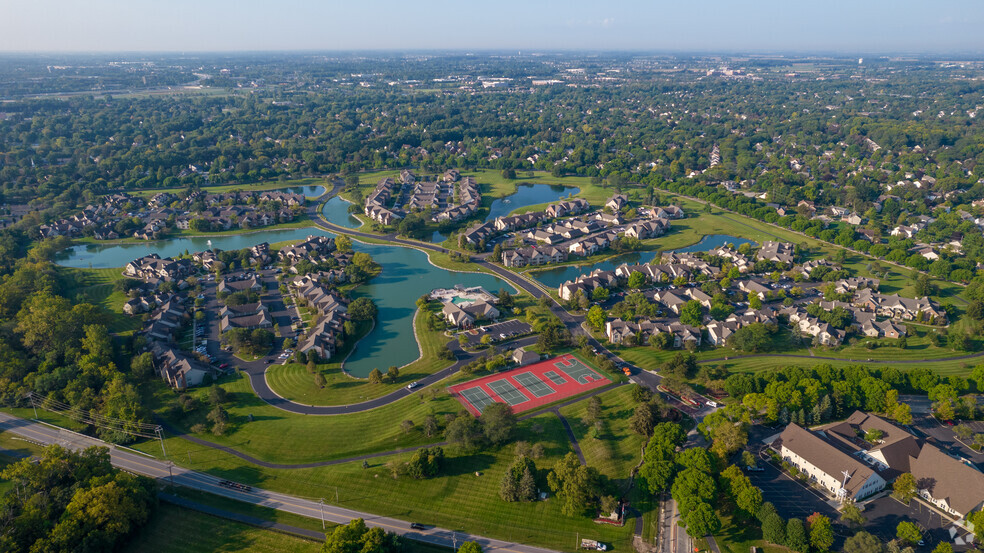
top-left (452, 531), bottom-right (457, 553)
top-left (168, 461), bottom-right (174, 489)
top-left (319, 498), bottom-right (326, 529)
top-left (30, 394), bottom-right (38, 420)
top-left (335, 486), bottom-right (339, 504)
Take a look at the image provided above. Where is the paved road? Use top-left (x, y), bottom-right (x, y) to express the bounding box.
top-left (160, 492), bottom-right (327, 541)
top-left (0, 411), bottom-right (560, 553)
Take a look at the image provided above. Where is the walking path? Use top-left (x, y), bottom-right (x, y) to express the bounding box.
top-left (550, 408), bottom-right (586, 464)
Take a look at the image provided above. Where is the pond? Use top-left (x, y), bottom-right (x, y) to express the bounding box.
top-left (278, 185), bottom-right (326, 198)
top-left (428, 183), bottom-right (581, 244)
top-left (321, 196), bottom-right (363, 229)
top-left (530, 234), bottom-right (757, 289)
top-left (56, 227), bottom-right (515, 378)
top-left (485, 183), bottom-right (580, 222)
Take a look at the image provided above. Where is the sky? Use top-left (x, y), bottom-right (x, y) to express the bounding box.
top-left (0, 0), bottom-right (981, 54)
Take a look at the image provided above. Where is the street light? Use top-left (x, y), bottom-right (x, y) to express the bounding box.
top-left (319, 498), bottom-right (326, 530)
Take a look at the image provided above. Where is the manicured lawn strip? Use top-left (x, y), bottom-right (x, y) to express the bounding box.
top-left (116, 177), bottom-right (331, 200)
top-left (123, 502), bottom-right (323, 553)
top-left (141, 374), bottom-right (462, 464)
top-left (140, 413), bottom-right (636, 551)
top-left (712, 513), bottom-right (787, 553)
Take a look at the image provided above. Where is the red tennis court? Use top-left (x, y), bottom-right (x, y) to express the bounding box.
top-left (449, 354), bottom-right (611, 416)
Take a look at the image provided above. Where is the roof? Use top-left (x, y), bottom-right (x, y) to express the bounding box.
top-left (777, 423), bottom-right (878, 498)
top-left (909, 443), bottom-right (984, 516)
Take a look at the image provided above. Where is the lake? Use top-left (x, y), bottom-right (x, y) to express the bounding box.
top-left (531, 234), bottom-right (757, 289)
top-left (429, 183), bottom-right (581, 244)
top-left (321, 196), bottom-right (363, 229)
top-left (56, 227), bottom-right (515, 378)
top-left (278, 185), bottom-right (326, 198)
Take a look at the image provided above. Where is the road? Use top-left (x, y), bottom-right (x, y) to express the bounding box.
top-left (0, 411), bottom-right (560, 553)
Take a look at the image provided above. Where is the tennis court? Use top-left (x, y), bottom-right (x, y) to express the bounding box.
top-left (513, 372), bottom-right (555, 398)
top-left (449, 354), bottom-right (611, 416)
top-left (487, 379), bottom-right (530, 406)
top-left (459, 387), bottom-right (498, 413)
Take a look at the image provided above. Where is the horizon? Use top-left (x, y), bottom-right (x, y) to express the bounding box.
top-left (2, 0), bottom-right (982, 54)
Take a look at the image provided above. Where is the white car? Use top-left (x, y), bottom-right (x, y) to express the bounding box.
top-left (407, 381), bottom-right (420, 390)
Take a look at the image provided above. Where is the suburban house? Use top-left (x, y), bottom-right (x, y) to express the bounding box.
top-left (605, 194), bottom-right (629, 212)
top-left (441, 300), bottom-right (501, 328)
top-left (605, 319), bottom-right (701, 348)
top-left (756, 241), bottom-right (795, 264)
top-left (624, 220), bottom-right (668, 239)
top-left (545, 199), bottom-right (590, 219)
top-left (152, 344), bottom-right (212, 390)
top-left (853, 289), bottom-right (945, 323)
top-left (218, 276), bottom-right (264, 294)
top-left (501, 246), bottom-right (567, 268)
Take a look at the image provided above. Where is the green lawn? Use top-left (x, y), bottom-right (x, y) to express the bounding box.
top-left (118, 177), bottom-right (332, 200)
top-left (136, 412), bottom-right (637, 551)
top-left (124, 502), bottom-right (324, 553)
top-left (558, 386), bottom-right (646, 482)
top-left (56, 266), bottom-right (141, 334)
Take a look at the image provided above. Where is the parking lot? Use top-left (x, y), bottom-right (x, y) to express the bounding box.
top-left (459, 319), bottom-right (532, 346)
top-left (909, 414), bottom-right (984, 469)
top-left (861, 495), bottom-right (975, 550)
top-left (745, 458), bottom-right (841, 521)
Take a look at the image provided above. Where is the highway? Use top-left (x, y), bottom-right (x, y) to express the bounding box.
top-left (0, 411), bottom-right (560, 553)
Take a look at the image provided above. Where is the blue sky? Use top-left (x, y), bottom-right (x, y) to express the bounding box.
top-left (1, 0), bottom-right (981, 53)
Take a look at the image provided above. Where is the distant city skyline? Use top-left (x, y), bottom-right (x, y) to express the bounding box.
top-left (1, 0), bottom-right (982, 54)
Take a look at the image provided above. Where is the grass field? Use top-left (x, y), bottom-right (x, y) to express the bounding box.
top-left (558, 386), bottom-right (646, 482)
top-left (134, 412), bottom-right (636, 551)
top-left (56, 266), bottom-right (141, 334)
top-left (124, 503), bottom-right (324, 553)
top-left (266, 306), bottom-right (456, 406)
top-left (117, 177), bottom-right (331, 200)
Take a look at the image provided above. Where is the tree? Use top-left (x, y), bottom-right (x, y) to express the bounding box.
top-left (809, 514), bottom-right (835, 552)
top-left (480, 402), bottom-right (517, 444)
top-left (321, 518), bottom-right (401, 553)
top-left (786, 518), bottom-right (809, 553)
top-left (349, 297), bottom-right (378, 321)
top-left (445, 416), bottom-right (483, 450)
top-left (748, 292), bottom-right (763, 310)
top-left (896, 521), bottom-right (922, 545)
top-left (628, 271), bottom-right (646, 289)
top-left (586, 396), bottom-right (603, 423)
top-left (893, 473), bottom-right (917, 503)
top-left (386, 366), bottom-right (400, 382)
top-left (587, 305), bottom-right (607, 330)
top-left (547, 452), bottom-right (601, 517)
top-left (727, 323), bottom-right (773, 352)
top-left (400, 419), bottom-right (415, 434)
top-left (932, 544), bottom-right (953, 553)
top-left (422, 415), bottom-right (438, 437)
top-left (841, 502), bottom-right (867, 528)
top-left (679, 300), bottom-right (703, 327)
top-left (762, 512), bottom-right (786, 545)
top-left (458, 542), bottom-right (483, 553)
top-left (630, 401), bottom-right (661, 436)
top-left (844, 531), bottom-right (885, 553)
top-left (335, 234), bottom-right (353, 252)
top-left (368, 368), bottom-right (383, 384)
top-left (685, 502), bottom-right (722, 538)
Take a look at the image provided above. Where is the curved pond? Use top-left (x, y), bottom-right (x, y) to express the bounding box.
top-left (321, 196), bottom-right (363, 229)
top-left (429, 182), bottom-right (581, 244)
top-left (278, 185), bottom-right (326, 198)
top-left (56, 227), bottom-right (515, 378)
top-left (485, 183), bottom-right (580, 222)
top-left (531, 234), bottom-right (757, 289)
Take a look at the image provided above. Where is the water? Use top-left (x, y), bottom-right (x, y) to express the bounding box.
top-left (531, 234), bottom-right (757, 289)
top-left (56, 227), bottom-right (515, 377)
top-left (321, 196), bottom-right (363, 229)
top-left (278, 185), bottom-right (326, 198)
top-left (485, 183), bottom-right (580, 222)
top-left (427, 183), bottom-right (580, 245)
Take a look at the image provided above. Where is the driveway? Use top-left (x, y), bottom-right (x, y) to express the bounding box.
top-left (861, 496), bottom-right (975, 551)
